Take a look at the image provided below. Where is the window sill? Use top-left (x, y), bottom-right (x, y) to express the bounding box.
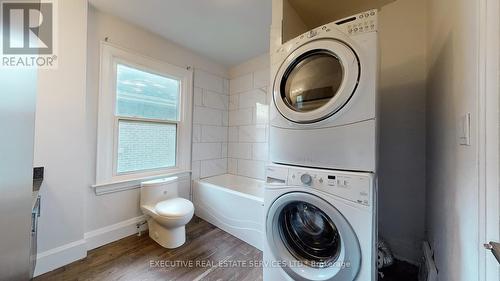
top-left (92, 170), bottom-right (191, 196)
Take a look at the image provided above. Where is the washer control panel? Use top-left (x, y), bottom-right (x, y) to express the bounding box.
top-left (285, 167), bottom-right (373, 206)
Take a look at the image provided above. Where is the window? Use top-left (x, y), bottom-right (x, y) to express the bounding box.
top-left (96, 43), bottom-right (192, 186)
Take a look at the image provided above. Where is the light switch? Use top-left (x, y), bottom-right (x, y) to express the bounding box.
top-left (459, 113), bottom-right (471, 146)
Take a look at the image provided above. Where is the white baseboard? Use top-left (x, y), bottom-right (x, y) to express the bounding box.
top-left (34, 239), bottom-right (87, 277)
top-left (34, 215), bottom-right (148, 277)
top-left (84, 215), bottom-right (147, 251)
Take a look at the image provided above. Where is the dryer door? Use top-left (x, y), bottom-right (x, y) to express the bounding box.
top-left (266, 192), bottom-right (361, 280)
top-left (273, 39), bottom-right (360, 123)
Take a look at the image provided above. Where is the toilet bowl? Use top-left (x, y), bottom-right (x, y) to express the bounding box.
top-left (140, 176), bottom-right (194, 248)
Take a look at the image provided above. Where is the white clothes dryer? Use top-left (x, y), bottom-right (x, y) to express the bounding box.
top-left (270, 10), bottom-right (379, 172)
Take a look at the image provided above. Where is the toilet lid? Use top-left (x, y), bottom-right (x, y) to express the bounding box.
top-left (155, 198), bottom-right (194, 218)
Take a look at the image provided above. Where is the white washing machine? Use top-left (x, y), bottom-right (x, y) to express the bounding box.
top-left (270, 10), bottom-right (379, 172)
top-left (263, 164), bottom-right (377, 281)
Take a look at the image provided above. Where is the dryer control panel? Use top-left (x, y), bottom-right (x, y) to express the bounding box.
top-left (266, 165), bottom-right (374, 206)
top-left (334, 9), bottom-right (378, 35)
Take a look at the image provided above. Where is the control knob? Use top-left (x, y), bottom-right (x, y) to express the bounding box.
top-left (300, 174), bottom-right (313, 185)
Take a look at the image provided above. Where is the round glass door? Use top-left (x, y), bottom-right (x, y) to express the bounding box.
top-left (266, 192), bottom-right (361, 281)
top-left (281, 51), bottom-right (344, 113)
top-left (273, 39), bottom-right (360, 124)
top-left (279, 201), bottom-right (341, 268)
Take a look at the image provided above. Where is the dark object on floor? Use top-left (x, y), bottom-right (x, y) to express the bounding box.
top-left (378, 259), bottom-right (419, 281)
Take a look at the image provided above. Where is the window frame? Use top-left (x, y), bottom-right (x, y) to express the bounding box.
top-left (96, 42), bottom-right (193, 187)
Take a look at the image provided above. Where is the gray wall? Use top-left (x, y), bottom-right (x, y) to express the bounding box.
top-left (378, 0), bottom-right (427, 262)
top-left (426, 0), bottom-right (480, 280)
top-left (0, 68), bottom-right (37, 280)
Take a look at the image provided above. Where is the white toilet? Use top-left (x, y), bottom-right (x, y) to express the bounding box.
top-left (140, 176), bottom-right (194, 248)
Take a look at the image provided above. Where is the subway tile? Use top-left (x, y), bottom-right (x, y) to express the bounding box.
top-left (192, 124), bottom-right (201, 143)
top-left (201, 125), bottom-right (227, 142)
top-left (237, 159), bottom-right (266, 180)
top-left (192, 142), bottom-right (221, 161)
top-left (254, 103), bottom-right (270, 124)
top-left (253, 68), bottom-right (270, 89)
top-left (228, 143), bottom-right (252, 159)
top-left (194, 87), bottom-right (203, 106)
top-left (229, 95), bottom-right (239, 110)
top-left (203, 90), bottom-right (228, 110)
top-left (223, 79), bottom-right (230, 95)
top-left (222, 111), bottom-right (229, 126)
top-left (229, 108), bottom-right (253, 126)
top-left (194, 69), bottom-right (224, 93)
top-left (191, 160), bottom-right (201, 180)
top-left (228, 126), bottom-right (238, 142)
top-left (200, 158), bottom-right (227, 178)
top-left (239, 89), bottom-right (267, 109)
top-left (221, 143), bottom-right (228, 158)
top-left (228, 158), bottom-right (238, 174)
top-left (252, 143), bottom-right (269, 161)
top-left (239, 125), bottom-right (267, 143)
top-left (230, 73), bottom-right (253, 94)
top-left (193, 106), bottom-right (222, 126)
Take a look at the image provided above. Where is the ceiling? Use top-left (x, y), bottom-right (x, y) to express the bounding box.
top-left (89, 0), bottom-right (272, 67)
top-left (288, 0), bottom-right (395, 29)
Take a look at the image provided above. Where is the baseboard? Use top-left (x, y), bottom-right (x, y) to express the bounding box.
top-left (34, 216), bottom-right (148, 277)
top-left (84, 215), bottom-right (148, 251)
top-left (34, 239), bottom-right (87, 277)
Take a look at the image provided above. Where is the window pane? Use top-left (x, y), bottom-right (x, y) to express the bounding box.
top-left (116, 64), bottom-right (180, 121)
top-left (116, 120), bottom-right (176, 174)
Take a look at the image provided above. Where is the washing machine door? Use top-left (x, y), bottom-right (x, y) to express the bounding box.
top-left (273, 39), bottom-right (360, 124)
top-left (266, 192), bottom-right (361, 281)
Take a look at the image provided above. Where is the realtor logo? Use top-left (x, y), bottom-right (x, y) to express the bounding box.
top-left (1, 0), bottom-right (58, 68)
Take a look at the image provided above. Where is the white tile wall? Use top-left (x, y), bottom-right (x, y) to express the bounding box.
top-left (200, 158), bottom-right (227, 178)
top-left (229, 108), bottom-right (253, 126)
top-left (201, 125), bottom-right (227, 142)
top-left (192, 70), bottom-right (229, 180)
top-left (192, 142), bottom-right (222, 161)
top-left (237, 159), bottom-right (266, 180)
top-left (194, 69), bottom-right (225, 94)
top-left (227, 67), bottom-right (270, 180)
top-left (229, 73), bottom-right (253, 94)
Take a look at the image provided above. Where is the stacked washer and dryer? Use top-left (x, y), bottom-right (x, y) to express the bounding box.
top-left (264, 10), bottom-right (379, 281)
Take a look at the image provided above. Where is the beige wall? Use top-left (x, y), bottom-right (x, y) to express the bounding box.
top-left (377, 0), bottom-right (427, 262)
top-left (426, 0), bottom-right (480, 280)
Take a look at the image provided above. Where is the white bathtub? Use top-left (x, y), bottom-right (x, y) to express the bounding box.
top-left (193, 174), bottom-right (265, 250)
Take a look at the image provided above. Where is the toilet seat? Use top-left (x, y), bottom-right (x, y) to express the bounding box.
top-left (155, 198), bottom-right (194, 218)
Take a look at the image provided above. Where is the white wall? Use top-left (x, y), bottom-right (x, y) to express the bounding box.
top-left (33, 0), bottom-right (88, 275)
top-left (377, 0), bottom-right (427, 262)
top-left (191, 71), bottom-right (229, 180)
top-left (426, 0), bottom-right (480, 280)
top-left (227, 54), bottom-right (270, 180)
top-left (85, 7), bottom-right (228, 232)
top-left (33, 4), bottom-right (229, 275)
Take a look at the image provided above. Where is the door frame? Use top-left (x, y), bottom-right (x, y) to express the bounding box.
top-left (478, 0), bottom-right (500, 280)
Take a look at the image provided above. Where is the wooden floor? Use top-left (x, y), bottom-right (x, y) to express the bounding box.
top-left (35, 217), bottom-right (263, 281)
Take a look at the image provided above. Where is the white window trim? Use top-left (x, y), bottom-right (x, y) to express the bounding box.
top-left (94, 42), bottom-right (193, 192)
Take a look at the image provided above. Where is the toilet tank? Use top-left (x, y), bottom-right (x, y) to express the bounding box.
top-left (140, 176), bottom-right (190, 207)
